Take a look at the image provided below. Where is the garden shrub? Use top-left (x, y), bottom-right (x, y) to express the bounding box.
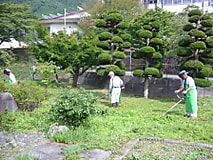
top-left (117, 22), bottom-right (129, 29)
top-left (133, 69), bottom-right (144, 77)
top-left (150, 38), bottom-right (163, 45)
top-left (137, 29), bottom-right (152, 38)
top-left (120, 33), bottom-right (132, 41)
top-left (143, 25), bottom-right (152, 31)
top-left (152, 52), bottom-right (163, 59)
top-left (180, 60), bottom-right (204, 70)
top-left (96, 68), bottom-right (106, 76)
top-left (49, 88), bottom-right (98, 127)
top-left (97, 41), bottom-right (110, 50)
top-left (144, 67), bottom-right (162, 78)
top-left (122, 42), bottom-right (132, 49)
top-left (188, 15), bottom-right (200, 23)
top-left (140, 46), bottom-right (155, 54)
top-left (201, 14), bottom-right (211, 20)
top-left (153, 62), bottom-right (163, 69)
top-left (200, 19), bottom-right (213, 27)
top-left (105, 65), bottom-right (125, 76)
top-left (195, 78), bottom-right (212, 87)
top-left (178, 37), bottom-right (195, 47)
top-left (206, 37), bottom-right (213, 48)
top-left (107, 13), bottom-right (123, 23)
top-left (190, 41), bottom-right (206, 50)
top-left (188, 9), bottom-right (202, 17)
top-left (188, 29), bottom-right (205, 38)
top-left (115, 61), bottom-right (125, 69)
top-left (151, 21), bottom-right (161, 30)
top-left (206, 29), bottom-right (213, 36)
top-left (177, 48), bottom-right (193, 57)
top-left (183, 24), bottom-right (195, 31)
top-left (98, 53), bottom-right (111, 65)
top-left (95, 19), bottom-right (107, 27)
top-left (113, 51), bottom-right (126, 59)
top-left (112, 36), bottom-right (123, 43)
top-left (99, 32), bottom-right (112, 41)
top-left (0, 81), bottom-right (47, 111)
top-left (198, 65), bottom-right (213, 77)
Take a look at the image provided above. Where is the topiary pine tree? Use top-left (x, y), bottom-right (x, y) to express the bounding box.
top-left (177, 9), bottom-right (213, 87)
top-left (94, 10), bottom-right (132, 76)
top-left (130, 9), bottom-right (166, 99)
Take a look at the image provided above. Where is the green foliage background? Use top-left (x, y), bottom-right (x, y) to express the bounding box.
top-left (0, 0), bottom-right (89, 16)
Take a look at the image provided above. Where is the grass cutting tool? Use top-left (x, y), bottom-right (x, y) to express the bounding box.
top-left (162, 94), bottom-right (184, 116)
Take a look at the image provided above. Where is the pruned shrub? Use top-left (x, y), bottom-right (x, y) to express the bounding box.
top-left (117, 22), bottom-right (129, 29)
top-left (107, 13), bottom-right (123, 23)
top-left (98, 53), bottom-right (111, 65)
top-left (177, 48), bottom-right (193, 57)
top-left (144, 67), bottom-right (162, 78)
top-left (189, 29), bottom-right (205, 38)
top-left (188, 9), bottom-right (202, 17)
top-left (195, 78), bottom-right (212, 87)
top-left (188, 15), bottom-right (201, 23)
top-left (122, 42), bottom-right (132, 49)
top-left (140, 46), bottom-right (155, 54)
top-left (143, 25), bottom-right (152, 31)
top-left (105, 65), bottom-right (125, 76)
top-left (200, 19), bottom-right (213, 27)
top-left (190, 41), bottom-right (206, 50)
top-left (183, 24), bottom-right (195, 31)
top-left (0, 81), bottom-right (47, 111)
top-left (49, 88), bottom-right (99, 126)
top-left (151, 21), bottom-right (161, 30)
top-left (180, 60), bottom-right (204, 70)
top-left (99, 32), bottom-right (112, 41)
top-left (113, 51), bottom-right (126, 59)
top-left (152, 52), bottom-right (163, 59)
top-left (97, 41), bottom-right (110, 50)
top-left (206, 29), bottom-right (213, 36)
top-left (198, 65), bottom-right (213, 77)
top-left (206, 37), bottom-right (213, 48)
top-left (133, 69), bottom-right (144, 77)
top-left (120, 33), bottom-right (132, 41)
top-left (150, 38), bottom-right (163, 45)
top-left (115, 61), bottom-right (125, 69)
top-left (178, 37), bottom-right (195, 47)
top-left (95, 19), bottom-right (107, 27)
top-left (137, 29), bottom-right (152, 38)
top-left (153, 62), bottom-right (163, 69)
top-left (96, 68), bottom-right (106, 76)
top-left (112, 36), bottom-right (123, 43)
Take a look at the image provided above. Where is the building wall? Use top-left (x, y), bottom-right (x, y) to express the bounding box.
top-left (50, 23), bottom-right (78, 34)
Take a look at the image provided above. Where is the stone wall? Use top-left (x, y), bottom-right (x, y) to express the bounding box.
top-left (78, 72), bottom-right (213, 98)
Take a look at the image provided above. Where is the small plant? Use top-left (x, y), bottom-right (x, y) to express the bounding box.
top-left (15, 153), bottom-right (39, 160)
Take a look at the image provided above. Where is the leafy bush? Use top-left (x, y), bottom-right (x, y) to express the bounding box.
top-left (122, 42), bottom-right (132, 49)
top-left (97, 41), bottom-right (110, 50)
top-left (206, 37), bottom-right (213, 48)
top-left (95, 19), bottom-right (107, 27)
top-left (206, 29), bottom-right (213, 36)
top-left (120, 33), bottom-right (132, 41)
top-left (105, 65), bottom-right (125, 76)
top-left (96, 68), bottom-right (106, 76)
top-left (140, 46), bottom-right (155, 54)
top-left (151, 21), bottom-right (161, 30)
top-left (107, 13), bottom-right (123, 23)
top-left (98, 53), bottom-right (111, 65)
top-left (113, 51), bottom-right (126, 59)
top-left (99, 32), bottom-right (112, 41)
top-left (195, 78), bottom-right (212, 87)
top-left (190, 41), bottom-right (206, 50)
top-left (198, 65), bottom-right (213, 77)
top-left (0, 49), bottom-right (15, 67)
top-left (137, 29), bottom-right (152, 38)
top-left (144, 67), bottom-right (162, 78)
top-left (115, 61), bottom-right (125, 69)
top-left (152, 52), bottom-right (163, 59)
top-left (117, 22), bottom-right (129, 29)
top-left (201, 14), bottom-right (211, 20)
top-left (0, 81), bottom-right (47, 111)
top-left (133, 69), bottom-right (144, 77)
top-left (49, 88), bottom-right (98, 127)
top-left (178, 37), bottom-right (195, 47)
top-left (188, 9), bottom-right (202, 17)
top-left (150, 38), bottom-right (163, 45)
top-left (180, 60), bottom-right (204, 70)
top-left (112, 36), bottom-right (123, 43)
top-left (188, 15), bottom-right (201, 23)
top-left (143, 25), bottom-right (152, 31)
top-left (183, 24), bottom-right (195, 31)
top-left (200, 19), bottom-right (213, 27)
top-left (177, 48), bottom-right (193, 57)
top-left (153, 62), bottom-right (163, 69)
top-left (188, 29), bottom-right (205, 38)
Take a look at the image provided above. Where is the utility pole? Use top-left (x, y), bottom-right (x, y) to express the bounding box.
top-left (64, 8), bottom-right (67, 29)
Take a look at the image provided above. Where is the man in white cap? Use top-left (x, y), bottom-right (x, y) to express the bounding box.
top-left (108, 71), bottom-right (124, 107)
top-left (175, 70), bottom-right (198, 118)
top-left (3, 68), bottom-right (17, 84)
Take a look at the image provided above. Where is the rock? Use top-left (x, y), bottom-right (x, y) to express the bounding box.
top-left (0, 92), bottom-right (18, 113)
top-left (48, 125), bottom-right (69, 137)
top-left (78, 149), bottom-right (112, 160)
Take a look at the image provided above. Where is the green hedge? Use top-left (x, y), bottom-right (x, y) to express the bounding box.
top-left (188, 9), bottom-right (202, 17)
top-left (178, 37), bottom-right (195, 47)
top-left (97, 41), bottom-right (110, 50)
top-left (99, 32), bottom-right (112, 41)
top-left (98, 53), bottom-right (111, 64)
top-left (150, 38), bottom-right (163, 45)
top-left (190, 41), bottom-right (206, 50)
top-left (188, 29), bottom-right (205, 38)
top-left (152, 52), bottom-right (163, 59)
top-left (200, 19), bottom-right (213, 27)
top-left (195, 78), bottom-right (212, 87)
top-left (180, 60), bottom-right (204, 70)
top-left (183, 24), bottom-right (195, 31)
top-left (140, 46), bottom-right (155, 54)
top-left (188, 15), bottom-right (201, 23)
top-left (112, 36), bottom-right (123, 43)
top-left (177, 48), bottom-right (193, 57)
top-left (137, 29), bottom-right (152, 38)
top-left (95, 19), bottom-right (107, 27)
top-left (113, 51), bottom-right (126, 59)
top-left (206, 37), bottom-right (213, 48)
top-left (120, 33), bottom-right (132, 41)
top-left (133, 69), bottom-right (144, 77)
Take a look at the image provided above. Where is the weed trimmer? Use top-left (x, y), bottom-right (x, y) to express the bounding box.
top-left (162, 94), bottom-right (184, 116)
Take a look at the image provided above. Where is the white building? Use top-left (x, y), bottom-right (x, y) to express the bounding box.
top-left (145, 0), bottom-right (213, 13)
top-left (40, 9), bottom-right (90, 35)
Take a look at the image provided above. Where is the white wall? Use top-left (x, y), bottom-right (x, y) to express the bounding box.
top-left (50, 23), bottom-right (78, 35)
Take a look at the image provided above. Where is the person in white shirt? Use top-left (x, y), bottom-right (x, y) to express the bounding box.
top-left (108, 71), bottom-right (124, 107)
top-left (3, 68), bottom-right (17, 84)
top-left (175, 70), bottom-right (198, 118)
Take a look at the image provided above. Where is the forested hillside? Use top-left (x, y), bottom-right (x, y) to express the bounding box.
top-left (0, 0), bottom-right (89, 16)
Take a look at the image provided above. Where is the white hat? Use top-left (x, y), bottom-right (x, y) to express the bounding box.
top-left (4, 68), bottom-right (11, 72)
top-left (108, 71), bottom-right (114, 76)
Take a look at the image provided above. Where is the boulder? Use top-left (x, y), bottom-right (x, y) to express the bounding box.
top-left (0, 92), bottom-right (18, 113)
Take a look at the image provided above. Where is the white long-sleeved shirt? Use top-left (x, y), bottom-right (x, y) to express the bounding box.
top-left (109, 76), bottom-right (123, 90)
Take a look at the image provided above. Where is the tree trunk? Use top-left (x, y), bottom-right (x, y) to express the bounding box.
top-left (72, 72), bottom-right (79, 88)
top-left (144, 76), bottom-right (149, 99)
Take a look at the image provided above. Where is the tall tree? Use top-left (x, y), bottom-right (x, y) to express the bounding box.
top-left (130, 9), bottom-right (171, 98)
top-left (30, 31), bottom-right (99, 87)
top-left (0, 3), bottom-right (34, 45)
top-left (177, 9), bottom-right (213, 87)
top-left (94, 11), bottom-right (132, 76)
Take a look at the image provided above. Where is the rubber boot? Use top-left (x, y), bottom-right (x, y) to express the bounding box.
top-left (112, 103), bottom-right (116, 108)
top-left (116, 102), bottom-right (119, 107)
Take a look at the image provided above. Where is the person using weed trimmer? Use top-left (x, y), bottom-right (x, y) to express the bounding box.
top-left (3, 68), bottom-right (17, 84)
top-left (108, 71), bottom-right (124, 108)
top-left (175, 70), bottom-right (198, 118)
